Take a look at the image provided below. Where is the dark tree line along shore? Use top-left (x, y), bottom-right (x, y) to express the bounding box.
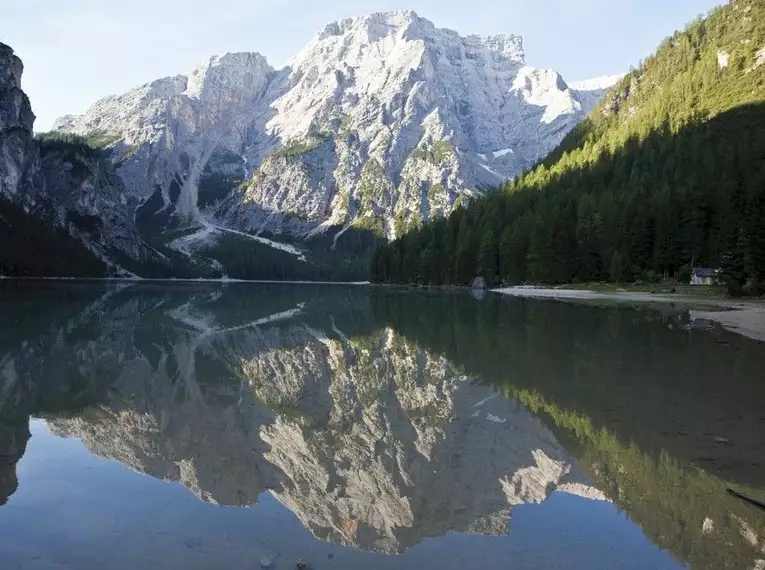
top-left (371, 0), bottom-right (765, 295)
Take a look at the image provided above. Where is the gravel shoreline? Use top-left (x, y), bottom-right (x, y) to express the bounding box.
top-left (493, 287), bottom-right (765, 343)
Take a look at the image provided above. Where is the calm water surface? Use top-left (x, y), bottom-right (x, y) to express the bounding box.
top-left (0, 283), bottom-right (763, 570)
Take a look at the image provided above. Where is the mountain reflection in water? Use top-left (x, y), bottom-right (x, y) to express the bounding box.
top-left (0, 283), bottom-right (763, 570)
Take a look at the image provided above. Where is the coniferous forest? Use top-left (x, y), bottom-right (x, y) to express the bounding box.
top-left (371, 0), bottom-right (765, 293)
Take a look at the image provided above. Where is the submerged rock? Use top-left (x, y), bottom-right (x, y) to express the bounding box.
top-left (472, 276), bottom-right (488, 290)
top-left (703, 517), bottom-right (715, 535)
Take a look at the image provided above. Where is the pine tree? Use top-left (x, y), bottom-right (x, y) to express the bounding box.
top-left (476, 226), bottom-right (498, 284)
top-left (719, 228), bottom-right (747, 296)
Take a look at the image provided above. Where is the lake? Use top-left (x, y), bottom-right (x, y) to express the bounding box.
top-left (1, 282), bottom-right (763, 570)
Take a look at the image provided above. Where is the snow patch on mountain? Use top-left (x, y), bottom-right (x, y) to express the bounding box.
top-left (569, 74), bottom-right (625, 91)
top-left (479, 148), bottom-right (514, 161)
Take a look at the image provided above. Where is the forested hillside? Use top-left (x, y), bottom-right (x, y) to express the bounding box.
top-left (0, 198), bottom-right (108, 277)
top-left (371, 0), bottom-right (765, 292)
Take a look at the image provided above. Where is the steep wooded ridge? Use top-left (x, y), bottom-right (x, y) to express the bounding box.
top-left (372, 0), bottom-right (765, 290)
top-left (29, 11), bottom-right (614, 279)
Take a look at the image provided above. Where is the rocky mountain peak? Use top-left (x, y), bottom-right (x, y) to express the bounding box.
top-left (184, 52), bottom-right (274, 101)
top-left (45, 12), bottom-right (620, 267)
top-left (0, 43), bottom-right (25, 92)
top-left (316, 11), bottom-right (525, 63)
top-left (309, 10), bottom-right (525, 72)
top-left (317, 10), bottom-right (426, 41)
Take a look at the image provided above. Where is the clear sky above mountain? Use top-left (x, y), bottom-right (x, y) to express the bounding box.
top-left (3, 0), bottom-right (723, 131)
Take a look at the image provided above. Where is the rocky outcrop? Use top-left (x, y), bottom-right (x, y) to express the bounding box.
top-left (0, 43), bottom-right (157, 275)
top-left (0, 44), bottom-right (41, 210)
top-left (54, 12), bottom-right (619, 242)
top-left (36, 139), bottom-right (159, 269)
top-left (57, 52), bottom-right (277, 224)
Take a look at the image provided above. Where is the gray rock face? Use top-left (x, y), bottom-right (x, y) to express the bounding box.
top-left (0, 44), bottom-right (41, 210)
top-left (0, 43), bottom-right (156, 274)
top-left (58, 52), bottom-right (277, 224)
top-left (54, 11), bottom-right (619, 242)
top-left (37, 142), bottom-right (160, 270)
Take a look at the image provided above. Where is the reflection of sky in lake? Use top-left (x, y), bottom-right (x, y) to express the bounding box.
top-left (2, 283), bottom-right (763, 570)
top-left (1, 420), bottom-right (681, 570)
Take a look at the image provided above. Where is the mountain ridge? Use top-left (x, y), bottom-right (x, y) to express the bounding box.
top-left (1, 11), bottom-right (620, 278)
top-left (52, 10), bottom-right (618, 250)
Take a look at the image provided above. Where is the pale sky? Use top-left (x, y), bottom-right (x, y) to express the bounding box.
top-left (2, 0), bottom-right (723, 131)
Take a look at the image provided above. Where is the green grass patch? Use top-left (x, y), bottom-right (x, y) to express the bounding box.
top-left (411, 140), bottom-right (454, 166)
top-left (272, 132), bottom-right (332, 159)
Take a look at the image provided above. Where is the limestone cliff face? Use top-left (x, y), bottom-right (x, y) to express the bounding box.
top-left (0, 43), bottom-right (156, 274)
top-left (54, 12), bottom-right (618, 242)
top-left (6, 288), bottom-right (599, 554)
top-left (0, 43), bottom-right (41, 210)
top-left (36, 141), bottom-right (158, 267)
top-left (57, 53), bottom-right (277, 223)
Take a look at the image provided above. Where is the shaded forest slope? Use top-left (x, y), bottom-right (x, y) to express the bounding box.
top-left (372, 0), bottom-right (765, 288)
